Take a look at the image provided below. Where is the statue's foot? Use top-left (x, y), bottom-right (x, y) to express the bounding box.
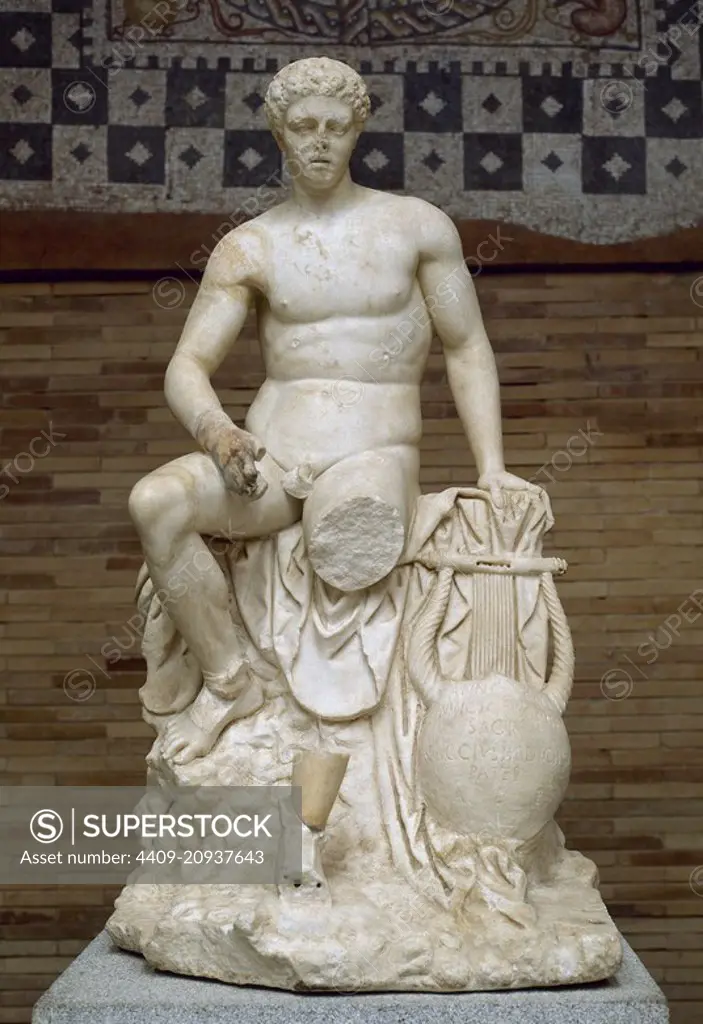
top-left (161, 676), bottom-right (264, 766)
top-left (161, 711), bottom-right (215, 764)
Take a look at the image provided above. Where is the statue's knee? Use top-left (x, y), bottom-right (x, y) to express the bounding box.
top-left (129, 474), bottom-right (192, 538)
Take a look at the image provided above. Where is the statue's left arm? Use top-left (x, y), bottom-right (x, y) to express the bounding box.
top-left (415, 202), bottom-right (541, 506)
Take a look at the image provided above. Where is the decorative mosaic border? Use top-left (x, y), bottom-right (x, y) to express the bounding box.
top-left (86, 0), bottom-right (656, 73)
top-left (1, 0), bottom-right (703, 243)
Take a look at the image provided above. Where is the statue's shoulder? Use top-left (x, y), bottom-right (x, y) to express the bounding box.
top-left (213, 220), bottom-right (267, 258)
top-left (216, 201), bottom-right (291, 253)
top-left (207, 220), bottom-right (269, 286)
top-left (386, 195), bottom-right (459, 259)
top-left (364, 189), bottom-right (428, 215)
top-left (377, 192), bottom-right (456, 239)
top-left (403, 194), bottom-right (456, 231)
top-left (356, 190), bottom-right (453, 242)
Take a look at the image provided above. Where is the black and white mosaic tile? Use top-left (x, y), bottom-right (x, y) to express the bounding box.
top-left (1, 0), bottom-right (703, 242)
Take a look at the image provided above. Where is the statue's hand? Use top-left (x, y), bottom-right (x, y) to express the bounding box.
top-left (477, 469), bottom-right (548, 515)
top-left (195, 409), bottom-right (268, 499)
top-left (214, 426), bottom-right (268, 499)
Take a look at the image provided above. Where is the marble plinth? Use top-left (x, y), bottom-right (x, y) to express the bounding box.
top-left (32, 929), bottom-right (668, 1024)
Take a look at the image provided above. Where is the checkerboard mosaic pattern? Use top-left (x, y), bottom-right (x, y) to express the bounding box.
top-left (1, 0), bottom-right (703, 241)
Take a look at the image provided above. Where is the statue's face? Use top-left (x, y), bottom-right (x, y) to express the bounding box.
top-left (280, 94), bottom-right (360, 190)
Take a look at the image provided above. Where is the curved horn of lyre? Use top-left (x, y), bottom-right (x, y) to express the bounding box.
top-left (406, 567), bottom-right (453, 706)
top-left (540, 572), bottom-right (575, 714)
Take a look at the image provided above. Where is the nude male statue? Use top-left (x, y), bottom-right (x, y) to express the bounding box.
top-left (129, 56), bottom-right (541, 765)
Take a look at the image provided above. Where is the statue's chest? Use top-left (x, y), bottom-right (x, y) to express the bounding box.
top-left (266, 226), bottom-right (415, 321)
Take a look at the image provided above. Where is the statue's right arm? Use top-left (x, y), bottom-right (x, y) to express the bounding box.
top-left (164, 229), bottom-right (268, 498)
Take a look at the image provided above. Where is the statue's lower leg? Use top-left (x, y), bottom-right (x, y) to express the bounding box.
top-left (140, 529), bottom-right (262, 764)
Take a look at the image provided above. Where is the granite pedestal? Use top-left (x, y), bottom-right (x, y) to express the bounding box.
top-left (32, 928), bottom-right (668, 1024)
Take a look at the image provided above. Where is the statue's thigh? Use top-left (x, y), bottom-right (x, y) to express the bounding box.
top-left (303, 444), bottom-right (420, 592)
top-left (162, 451), bottom-right (302, 540)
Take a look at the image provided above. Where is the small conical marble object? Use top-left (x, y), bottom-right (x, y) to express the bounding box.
top-left (292, 751), bottom-right (350, 832)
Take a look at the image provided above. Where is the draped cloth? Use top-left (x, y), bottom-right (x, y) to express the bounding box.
top-left (228, 487), bottom-right (554, 892)
top-left (140, 486), bottom-right (555, 890)
top-left (229, 486), bottom-right (551, 719)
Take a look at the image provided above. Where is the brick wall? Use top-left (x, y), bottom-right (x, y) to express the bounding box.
top-left (0, 272), bottom-right (701, 1022)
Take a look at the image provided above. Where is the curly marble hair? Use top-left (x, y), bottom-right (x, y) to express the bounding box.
top-left (264, 57), bottom-right (371, 140)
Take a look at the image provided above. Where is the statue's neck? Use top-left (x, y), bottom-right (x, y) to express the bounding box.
top-left (288, 174), bottom-right (359, 216)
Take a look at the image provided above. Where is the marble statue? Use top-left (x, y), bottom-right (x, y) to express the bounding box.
top-left (107, 56), bottom-right (623, 991)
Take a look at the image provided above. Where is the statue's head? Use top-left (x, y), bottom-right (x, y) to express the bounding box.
top-left (264, 57), bottom-right (370, 190)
